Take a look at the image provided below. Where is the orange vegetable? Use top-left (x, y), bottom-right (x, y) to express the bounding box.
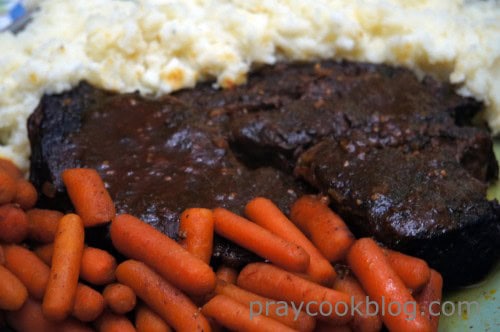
top-left (0, 169), bottom-right (16, 204)
top-left (0, 204), bottom-right (29, 243)
top-left (415, 269), bottom-right (443, 332)
top-left (103, 283), bottom-right (136, 315)
top-left (13, 179), bottom-right (38, 210)
top-left (6, 298), bottom-right (94, 332)
top-left (62, 168), bottom-right (116, 227)
top-left (26, 208), bottom-right (63, 243)
top-left (73, 284), bottom-right (105, 322)
top-left (135, 304), bottom-right (172, 332)
top-left (346, 238), bottom-right (431, 332)
top-left (245, 197), bottom-right (336, 285)
top-left (202, 294), bottom-right (296, 332)
top-left (33, 244), bottom-right (117, 285)
top-left (215, 279), bottom-right (316, 331)
top-left (290, 196), bottom-right (355, 262)
top-left (0, 264), bottom-right (28, 310)
top-left (215, 266), bottom-right (238, 284)
top-left (332, 274), bottom-right (382, 332)
top-left (80, 247), bottom-right (117, 285)
top-left (110, 214), bottom-right (216, 296)
top-left (179, 208), bottom-right (214, 264)
top-left (116, 259), bottom-right (211, 332)
top-left (3, 244), bottom-right (50, 300)
top-left (95, 311), bottom-right (136, 332)
top-left (384, 249), bottom-right (431, 292)
top-left (213, 208), bottom-right (310, 273)
top-left (0, 158), bottom-right (23, 179)
top-left (43, 214), bottom-right (85, 321)
top-left (237, 263), bottom-right (352, 325)
top-left (34, 243), bottom-right (53, 265)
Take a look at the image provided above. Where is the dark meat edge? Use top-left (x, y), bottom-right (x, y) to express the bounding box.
top-left (30, 59), bottom-right (499, 284)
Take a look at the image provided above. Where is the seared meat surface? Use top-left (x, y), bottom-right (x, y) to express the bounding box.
top-left (28, 61), bottom-right (499, 286)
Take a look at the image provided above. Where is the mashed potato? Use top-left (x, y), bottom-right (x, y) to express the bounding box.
top-left (0, 0), bottom-right (499, 170)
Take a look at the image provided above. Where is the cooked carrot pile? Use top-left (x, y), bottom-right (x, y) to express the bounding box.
top-left (0, 158), bottom-right (444, 332)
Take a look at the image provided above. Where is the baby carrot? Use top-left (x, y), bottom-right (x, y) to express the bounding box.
top-left (5, 298), bottom-right (59, 332)
top-left (346, 238), bottom-right (431, 332)
top-left (290, 196), bottom-right (355, 262)
top-left (0, 158), bottom-right (23, 179)
top-left (0, 169), bottom-right (16, 204)
top-left (3, 244), bottom-right (50, 300)
top-left (6, 298), bottom-right (94, 332)
top-left (384, 249), bottom-right (431, 292)
top-left (216, 265), bottom-right (238, 284)
top-left (332, 274), bottom-right (382, 332)
top-left (237, 263), bottom-right (352, 325)
top-left (26, 208), bottom-right (63, 243)
top-left (179, 208), bottom-right (214, 264)
top-left (202, 294), bottom-right (296, 332)
top-left (13, 179), bottom-right (38, 210)
top-left (80, 247), bottom-right (117, 285)
top-left (415, 269), bottom-right (443, 332)
top-left (73, 284), bottom-right (105, 322)
top-left (0, 264), bottom-right (28, 310)
top-left (62, 168), bottom-right (116, 227)
top-left (33, 244), bottom-right (117, 285)
top-left (215, 279), bottom-right (316, 331)
top-left (213, 208), bottom-right (310, 273)
top-left (245, 197), bottom-right (336, 285)
top-left (95, 311), bottom-right (136, 332)
top-left (111, 214), bottom-right (216, 296)
top-left (103, 283), bottom-right (137, 315)
top-left (116, 259), bottom-right (211, 332)
top-left (43, 213), bottom-right (85, 321)
top-left (34, 243), bottom-right (53, 265)
top-left (0, 245), bottom-right (4, 265)
top-left (0, 204), bottom-right (29, 243)
top-left (135, 304), bottom-right (172, 332)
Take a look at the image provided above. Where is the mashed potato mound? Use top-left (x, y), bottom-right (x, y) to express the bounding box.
top-left (0, 0), bottom-right (499, 170)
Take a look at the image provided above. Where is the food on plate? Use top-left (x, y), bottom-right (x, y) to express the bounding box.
top-left (42, 213), bottom-right (84, 321)
top-left (346, 238), bottom-right (433, 332)
top-left (245, 196), bottom-right (337, 285)
top-left (1, 0), bottom-right (499, 171)
top-left (26, 208), bottom-right (62, 243)
top-left (111, 214), bottom-right (217, 296)
top-left (102, 283), bottom-right (136, 315)
top-left (0, 161), bottom-right (456, 330)
top-left (3, 244), bottom-right (51, 300)
top-left (115, 259), bottom-right (212, 332)
top-left (215, 279), bottom-right (316, 331)
top-left (414, 270), bottom-right (444, 332)
top-left (135, 304), bottom-right (172, 332)
top-left (179, 208), bottom-right (215, 264)
top-left (383, 249), bottom-right (431, 292)
top-left (61, 168), bottom-right (116, 227)
top-left (213, 207), bottom-right (311, 273)
top-left (28, 61), bottom-right (499, 286)
top-left (0, 204), bottom-right (29, 243)
top-left (72, 284), bottom-right (105, 322)
top-left (0, 264), bottom-right (28, 311)
top-left (332, 274), bottom-right (383, 332)
top-left (95, 310), bottom-right (136, 332)
top-left (237, 262), bottom-right (353, 325)
top-left (289, 195), bottom-right (355, 263)
top-left (5, 298), bottom-right (92, 332)
top-left (202, 294), bottom-right (297, 332)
